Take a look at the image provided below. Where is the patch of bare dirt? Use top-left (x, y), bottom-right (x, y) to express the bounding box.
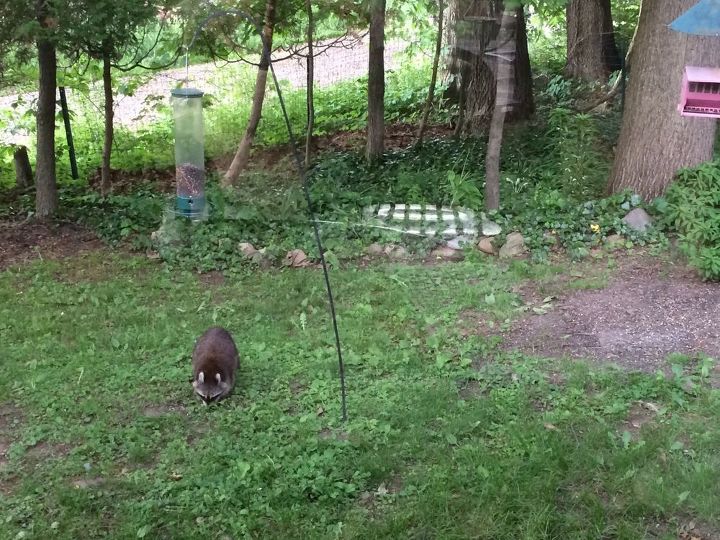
top-left (87, 167), bottom-right (175, 195)
top-left (502, 257), bottom-right (720, 372)
top-left (197, 270), bottom-right (225, 287)
top-left (142, 403), bottom-right (187, 418)
top-left (456, 379), bottom-right (483, 400)
top-left (649, 518), bottom-right (720, 540)
top-left (359, 474), bottom-right (404, 511)
top-left (621, 401), bottom-right (661, 439)
top-left (72, 477), bottom-right (105, 489)
top-left (25, 441), bottom-right (73, 461)
top-left (316, 123), bottom-right (454, 154)
top-left (318, 427), bottom-right (349, 441)
top-left (0, 221), bottom-right (103, 272)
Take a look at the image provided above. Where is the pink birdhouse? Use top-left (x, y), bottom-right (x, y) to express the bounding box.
top-left (678, 66), bottom-right (720, 117)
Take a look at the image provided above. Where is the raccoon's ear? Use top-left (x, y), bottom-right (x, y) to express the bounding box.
top-left (215, 373), bottom-right (222, 384)
top-left (198, 371), bottom-right (205, 384)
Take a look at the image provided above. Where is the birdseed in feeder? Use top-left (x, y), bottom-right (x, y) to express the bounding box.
top-left (176, 162), bottom-right (205, 197)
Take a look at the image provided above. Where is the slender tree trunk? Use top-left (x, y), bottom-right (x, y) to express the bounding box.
top-left (14, 146), bottom-right (33, 188)
top-left (223, 0), bottom-right (277, 187)
top-left (35, 26), bottom-right (58, 218)
top-left (484, 9), bottom-right (516, 211)
top-left (566, 0), bottom-right (611, 81)
top-left (305, 0), bottom-right (314, 168)
top-left (101, 48), bottom-right (113, 196)
top-left (608, 0), bottom-right (720, 199)
top-left (366, 0), bottom-right (385, 163)
top-left (417, 0), bottom-right (445, 146)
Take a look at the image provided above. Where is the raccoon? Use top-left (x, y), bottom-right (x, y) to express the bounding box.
top-left (191, 326), bottom-right (240, 405)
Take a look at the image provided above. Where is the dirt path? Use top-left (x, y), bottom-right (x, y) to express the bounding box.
top-left (0, 221), bottom-right (103, 271)
top-left (503, 255), bottom-right (720, 374)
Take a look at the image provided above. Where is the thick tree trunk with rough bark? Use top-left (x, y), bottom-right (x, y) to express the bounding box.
top-left (223, 0), bottom-right (277, 187)
top-left (608, 0), bottom-right (720, 199)
top-left (566, 0), bottom-right (618, 81)
top-left (484, 9), bottom-right (516, 211)
top-left (366, 0), bottom-right (385, 163)
top-left (446, 0), bottom-right (532, 134)
top-left (35, 27), bottom-right (58, 218)
top-left (14, 146), bottom-right (33, 188)
top-left (101, 48), bottom-right (113, 195)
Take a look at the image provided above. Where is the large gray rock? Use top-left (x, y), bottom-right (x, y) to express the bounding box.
top-left (384, 245), bottom-right (408, 259)
top-left (447, 236), bottom-right (472, 250)
top-left (499, 232), bottom-right (526, 258)
top-left (481, 215), bottom-right (502, 236)
top-left (238, 242), bottom-right (259, 258)
top-left (623, 208), bottom-right (652, 232)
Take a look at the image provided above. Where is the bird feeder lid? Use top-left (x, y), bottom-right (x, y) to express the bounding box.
top-left (171, 87), bottom-right (204, 98)
top-left (670, 0), bottom-right (720, 36)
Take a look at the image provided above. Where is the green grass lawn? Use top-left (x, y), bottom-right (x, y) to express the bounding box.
top-left (1, 252), bottom-right (718, 539)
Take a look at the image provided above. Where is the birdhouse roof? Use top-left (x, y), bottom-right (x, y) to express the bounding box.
top-left (670, 0), bottom-right (720, 36)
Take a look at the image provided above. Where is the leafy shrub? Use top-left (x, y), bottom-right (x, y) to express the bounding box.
top-left (664, 161), bottom-right (720, 280)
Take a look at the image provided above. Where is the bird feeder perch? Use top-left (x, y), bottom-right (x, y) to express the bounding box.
top-left (171, 87), bottom-right (205, 219)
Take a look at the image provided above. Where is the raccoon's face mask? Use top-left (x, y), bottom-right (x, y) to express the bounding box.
top-left (192, 371), bottom-right (228, 405)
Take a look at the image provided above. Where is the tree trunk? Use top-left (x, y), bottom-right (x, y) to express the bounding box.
top-left (101, 48), bottom-right (113, 196)
top-left (601, 0), bottom-right (621, 72)
top-left (305, 0), bottom-right (314, 168)
top-left (35, 29), bottom-right (58, 218)
top-left (366, 0), bottom-right (385, 163)
top-left (14, 146), bottom-right (33, 188)
top-left (484, 9), bottom-right (516, 211)
top-left (508, 5), bottom-right (534, 122)
top-left (417, 0), bottom-right (445, 146)
top-left (566, 0), bottom-right (611, 81)
top-left (445, 0), bottom-right (532, 134)
top-left (223, 0), bottom-right (277, 187)
top-left (608, 0), bottom-right (720, 200)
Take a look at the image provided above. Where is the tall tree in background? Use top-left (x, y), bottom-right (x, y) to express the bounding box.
top-left (0, 0), bottom-right (63, 216)
top-left (417, 0), bottom-right (445, 146)
top-left (366, 0), bottom-right (386, 163)
top-left (305, 0), bottom-right (315, 167)
top-left (445, 0), bottom-right (533, 134)
top-left (566, 0), bottom-right (620, 81)
top-left (609, 0), bottom-right (720, 199)
top-left (35, 0), bottom-right (59, 218)
top-left (224, 0), bottom-right (278, 187)
top-left (64, 0), bottom-right (161, 195)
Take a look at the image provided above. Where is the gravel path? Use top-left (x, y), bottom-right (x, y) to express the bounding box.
top-left (0, 36), bottom-right (407, 143)
top-left (503, 255), bottom-right (720, 374)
